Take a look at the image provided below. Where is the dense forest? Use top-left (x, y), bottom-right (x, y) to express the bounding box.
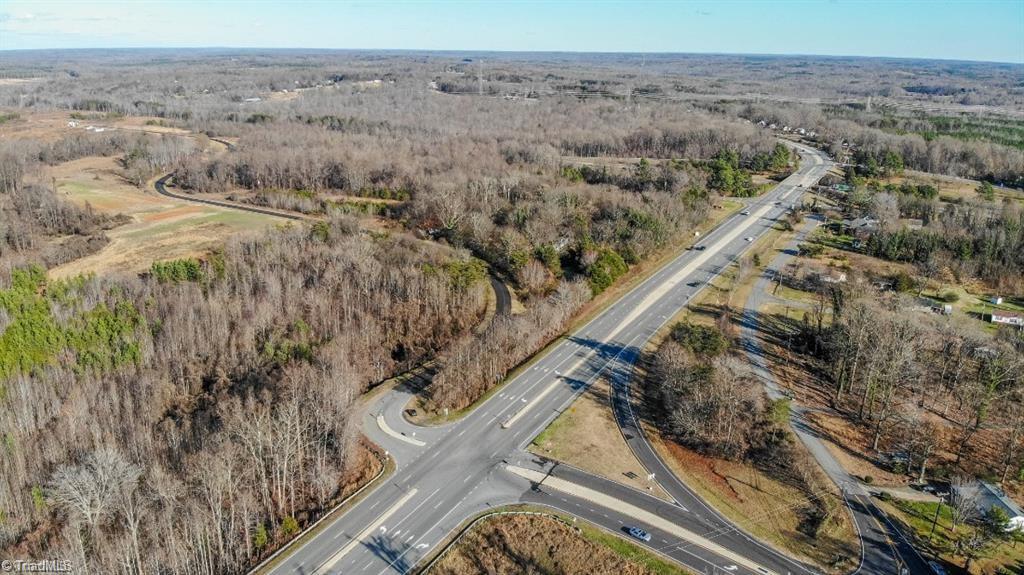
top-left (810, 284), bottom-right (1024, 485)
top-left (0, 212), bottom-right (488, 572)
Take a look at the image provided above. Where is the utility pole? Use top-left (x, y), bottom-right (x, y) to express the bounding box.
top-left (478, 59), bottom-right (484, 96)
top-left (929, 501), bottom-right (942, 541)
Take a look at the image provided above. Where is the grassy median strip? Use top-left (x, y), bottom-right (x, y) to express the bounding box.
top-left (421, 504), bottom-right (690, 575)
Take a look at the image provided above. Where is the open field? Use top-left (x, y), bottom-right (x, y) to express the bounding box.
top-left (880, 171), bottom-right (1024, 204)
top-left (46, 155), bottom-right (279, 278)
top-left (429, 511), bottom-right (687, 575)
top-left (0, 108), bottom-right (194, 143)
top-left (529, 379), bottom-right (670, 500)
top-left (648, 435), bottom-right (859, 572)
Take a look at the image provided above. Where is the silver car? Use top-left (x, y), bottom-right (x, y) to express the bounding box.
top-left (627, 526), bottom-right (651, 542)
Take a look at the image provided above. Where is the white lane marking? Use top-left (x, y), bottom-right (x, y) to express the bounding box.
top-left (376, 414), bottom-right (426, 447)
top-left (503, 199), bottom-right (779, 430)
top-left (507, 466), bottom-right (778, 575)
top-left (314, 488), bottom-right (419, 574)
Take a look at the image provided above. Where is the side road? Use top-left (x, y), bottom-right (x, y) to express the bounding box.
top-left (739, 214), bottom-right (931, 575)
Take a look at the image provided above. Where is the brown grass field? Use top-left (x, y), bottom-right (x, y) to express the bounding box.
top-left (45, 155), bottom-right (278, 278)
top-left (430, 513), bottom-right (674, 575)
top-left (529, 379), bottom-right (671, 500)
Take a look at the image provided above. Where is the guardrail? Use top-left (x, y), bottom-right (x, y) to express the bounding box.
top-left (247, 448), bottom-right (390, 575)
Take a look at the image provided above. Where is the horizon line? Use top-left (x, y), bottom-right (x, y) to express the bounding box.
top-left (0, 46), bottom-right (1021, 66)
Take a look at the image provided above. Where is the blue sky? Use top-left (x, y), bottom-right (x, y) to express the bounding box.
top-left (1, 1), bottom-right (1022, 63)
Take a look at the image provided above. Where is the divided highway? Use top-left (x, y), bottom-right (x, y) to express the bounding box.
top-left (262, 142), bottom-right (924, 575)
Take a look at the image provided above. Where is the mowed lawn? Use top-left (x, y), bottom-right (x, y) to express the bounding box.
top-left (881, 497), bottom-right (1024, 574)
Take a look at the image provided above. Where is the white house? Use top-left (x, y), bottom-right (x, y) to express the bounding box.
top-left (990, 311), bottom-right (1024, 327)
top-left (956, 482), bottom-right (1024, 531)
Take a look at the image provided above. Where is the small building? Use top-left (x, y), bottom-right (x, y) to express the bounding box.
top-left (991, 296), bottom-right (1004, 305)
top-left (989, 311), bottom-right (1024, 327)
top-left (841, 216), bottom-right (879, 238)
top-left (822, 272), bottom-right (847, 284)
top-left (955, 481), bottom-right (1024, 531)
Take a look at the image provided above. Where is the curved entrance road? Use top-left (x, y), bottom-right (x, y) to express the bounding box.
top-left (263, 143), bottom-right (919, 575)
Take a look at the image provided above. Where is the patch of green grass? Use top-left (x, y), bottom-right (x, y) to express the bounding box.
top-left (531, 408), bottom-right (571, 448)
top-left (120, 210), bottom-right (275, 239)
top-left (964, 295), bottom-right (1024, 317)
top-left (58, 181), bottom-right (102, 196)
top-left (892, 500), bottom-right (960, 553)
top-left (886, 497), bottom-right (1024, 573)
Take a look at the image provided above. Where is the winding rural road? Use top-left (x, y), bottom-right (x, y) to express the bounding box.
top-left (257, 142), bottom-right (928, 575)
top-left (739, 215), bottom-right (931, 575)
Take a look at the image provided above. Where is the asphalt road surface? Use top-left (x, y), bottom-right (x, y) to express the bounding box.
top-left (262, 142), bottom-right (921, 575)
top-left (739, 215), bottom-right (931, 575)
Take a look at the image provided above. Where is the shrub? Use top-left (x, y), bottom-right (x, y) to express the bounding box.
top-left (670, 321), bottom-right (729, 357)
top-left (893, 271), bottom-right (915, 292)
top-left (798, 243), bottom-right (825, 257)
top-left (151, 258), bottom-right (204, 283)
top-left (253, 523), bottom-right (268, 549)
top-left (586, 248), bottom-right (628, 295)
top-left (281, 516), bottom-right (299, 536)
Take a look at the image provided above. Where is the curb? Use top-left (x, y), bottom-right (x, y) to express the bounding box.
top-left (247, 448), bottom-right (390, 575)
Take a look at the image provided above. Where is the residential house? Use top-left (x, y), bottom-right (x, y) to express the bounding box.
top-left (841, 216), bottom-right (879, 239)
top-left (955, 481), bottom-right (1024, 531)
top-left (989, 310), bottom-right (1024, 327)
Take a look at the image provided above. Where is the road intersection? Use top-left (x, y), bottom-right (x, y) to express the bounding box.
top-left (263, 142), bottom-right (926, 575)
